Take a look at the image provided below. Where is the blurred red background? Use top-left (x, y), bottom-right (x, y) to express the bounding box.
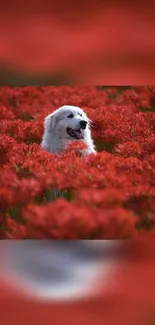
top-left (1, 242), bottom-right (155, 325)
top-left (0, 1), bottom-right (155, 84)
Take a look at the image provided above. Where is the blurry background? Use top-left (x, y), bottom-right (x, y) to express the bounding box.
top-left (0, 1), bottom-right (155, 84)
top-left (1, 241), bottom-right (155, 325)
top-left (0, 240), bottom-right (120, 301)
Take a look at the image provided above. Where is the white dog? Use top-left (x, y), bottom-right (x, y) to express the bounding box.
top-left (41, 105), bottom-right (96, 155)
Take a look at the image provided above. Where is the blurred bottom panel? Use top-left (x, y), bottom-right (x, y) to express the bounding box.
top-left (0, 241), bottom-right (155, 325)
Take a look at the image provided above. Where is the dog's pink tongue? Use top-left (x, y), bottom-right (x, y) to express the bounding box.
top-left (74, 130), bottom-right (84, 139)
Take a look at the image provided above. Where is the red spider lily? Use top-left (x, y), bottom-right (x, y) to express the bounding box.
top-left (0, 169), bottom-right (45, 210)
top-left (0, 106), bottom-right (15, 119)
top-left (5, 200), bottom-right (136, 239)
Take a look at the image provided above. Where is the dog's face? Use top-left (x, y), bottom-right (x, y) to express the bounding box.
top-left (45, 105), bottom-right (90, 141)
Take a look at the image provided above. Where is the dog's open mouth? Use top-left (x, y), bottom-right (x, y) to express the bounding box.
top-left (67, 128), bottom-right (84, 140)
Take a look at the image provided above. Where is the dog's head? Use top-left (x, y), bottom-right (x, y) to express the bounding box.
top-left (44, 105), bottom-right (90, 141)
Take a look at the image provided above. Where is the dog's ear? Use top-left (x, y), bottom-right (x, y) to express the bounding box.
top-left (44, 112), bottom-right (56, 133)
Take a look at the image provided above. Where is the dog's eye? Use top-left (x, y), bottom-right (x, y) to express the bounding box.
top-left (67, 113), bottom-right (74, 118)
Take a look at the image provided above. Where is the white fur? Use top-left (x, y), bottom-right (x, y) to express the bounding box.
top-left (41, 105), bottom-right (96, 155)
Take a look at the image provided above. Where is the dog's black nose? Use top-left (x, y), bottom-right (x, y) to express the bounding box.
top-left (80, 120), bottom-right (87, 129)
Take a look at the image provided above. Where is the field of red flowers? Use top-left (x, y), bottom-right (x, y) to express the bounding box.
top-left (0, 86), bottom-right (155, 239)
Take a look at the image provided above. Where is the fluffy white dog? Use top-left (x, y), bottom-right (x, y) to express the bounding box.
top-left (41, 105), bottom-right (96, 155)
